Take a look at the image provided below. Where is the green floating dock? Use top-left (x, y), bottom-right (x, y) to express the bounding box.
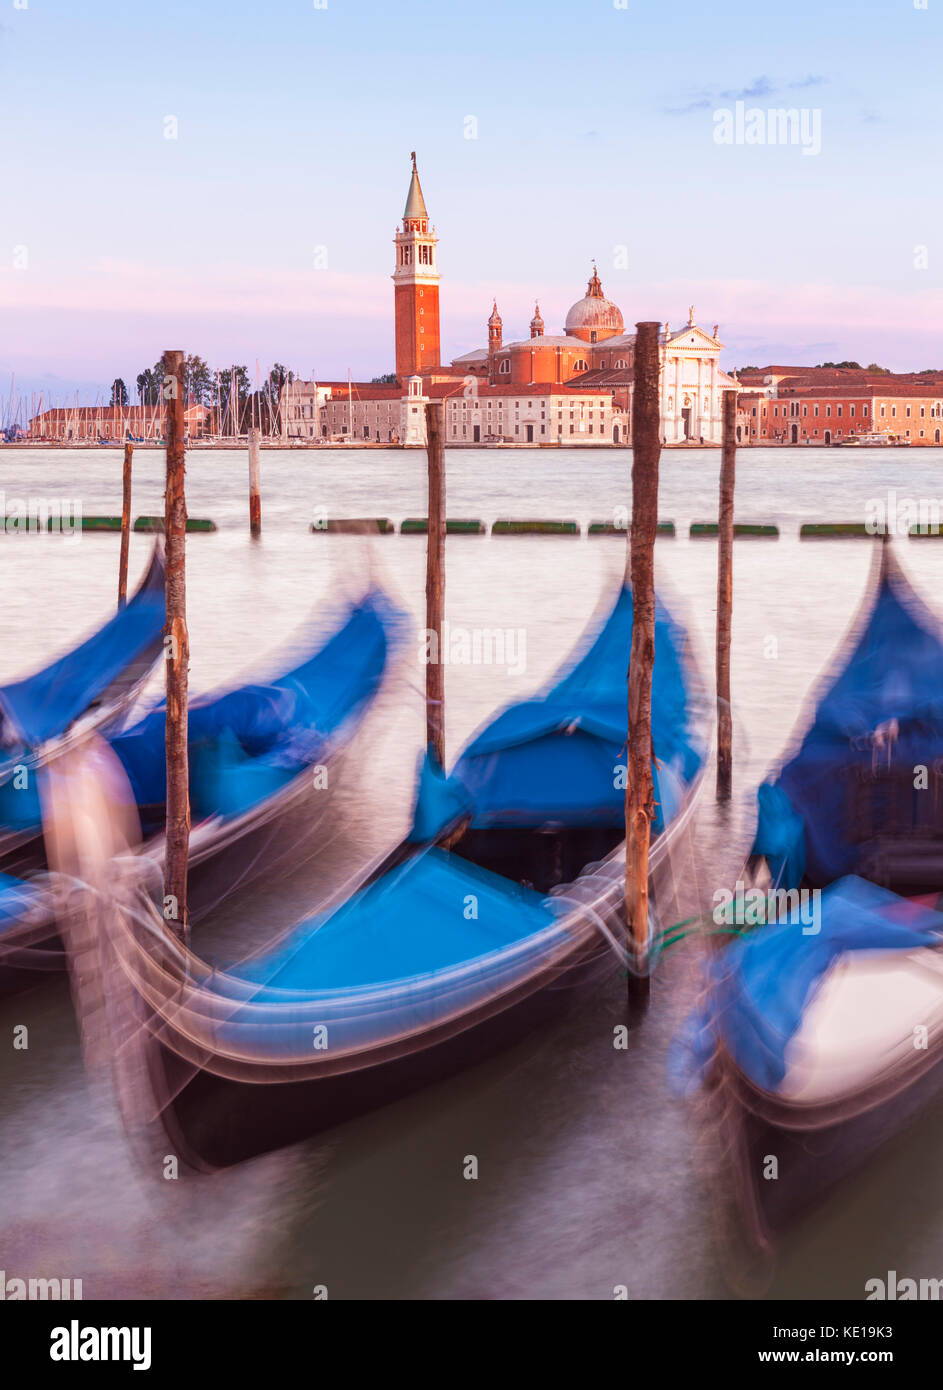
top-left (311, 518), bottom-right (394, 534)
top-left (400, 518), bottom-right (485, 535)
top-left (588, 521), bottom-right (676, 537)
top-left (690, 522), bottom-right (779, 538)
top-left (134, 516), bottom-right (217, 533)
top-left (800, 523), bottom-right (883, 539)
top-left (491, 520), bottom-right (579, 536)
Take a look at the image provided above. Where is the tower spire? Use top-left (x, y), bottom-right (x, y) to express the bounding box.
top-left (393, 153), bottom-right (439, 380)
top-left (403, 152), bottom-right (428, 224)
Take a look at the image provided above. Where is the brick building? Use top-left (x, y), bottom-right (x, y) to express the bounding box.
top-left (735, 367), bottom-right (943, 445)
top-left (29, 403), bottom-right (210, 442)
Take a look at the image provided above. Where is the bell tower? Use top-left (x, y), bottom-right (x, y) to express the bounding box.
top-left (393, 153), bottom-right (440, 382)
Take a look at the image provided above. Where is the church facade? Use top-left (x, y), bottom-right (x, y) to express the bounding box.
top-left (281, 156), bottom-right (738, 445)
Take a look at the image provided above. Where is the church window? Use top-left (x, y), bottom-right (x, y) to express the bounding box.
top-left (850, 405), bottom-right (855, 417)
top-left (891, 405), bottom-right (897, 417)
top-left (864, 404), bottom-right (869, 416)
top-left (615, 359), bottom-right (627, 369)
top-left (906, 406), bottom-right (912, 417)
top-left (590, 332), bottom-right (598, 343)
top-left (837, 406), bottom-right (842, 417)
top-left (499, 360), bottom-right (510, 374)
top-left (921, 406), bottom-right (926, 416)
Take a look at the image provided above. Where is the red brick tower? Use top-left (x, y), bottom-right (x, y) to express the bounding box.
top-left (393, 153), bottom-right (440, 382)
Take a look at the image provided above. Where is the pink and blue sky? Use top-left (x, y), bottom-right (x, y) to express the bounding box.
top-left (1, 0), bottom-right (941, 406)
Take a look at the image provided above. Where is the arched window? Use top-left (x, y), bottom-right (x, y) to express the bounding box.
top-left (499, 359), bottom-right (510, 375)
top-left (573, 359), bottom-right (588, 373)
top-left (615, 359), bottom-right (627, 369)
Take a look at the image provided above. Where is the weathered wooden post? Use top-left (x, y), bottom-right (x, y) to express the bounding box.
top-left (117, 440), bottom-right (133, 608)
top-left (248, 426), bottom-right (262, 537)
top-left (626, 321), bottom-right (662, 995)
top-left (424, 401), bottom-right (446, 767)
top-left (716, 390), bottom-right (738, 800)
top-left (163, 349), bottom-right (190, 944)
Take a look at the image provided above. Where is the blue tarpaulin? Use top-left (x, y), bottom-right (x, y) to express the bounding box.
top-left (752, 562), bottom-right (943, 889)
top-left (109, 589), bottom-right (401, 827)
top-left (0, 549), bottom-right (165, 748)
top-left (671, 875), bottom-right (943, 1095)
top-left (414, 583), bottom-right (705, 834)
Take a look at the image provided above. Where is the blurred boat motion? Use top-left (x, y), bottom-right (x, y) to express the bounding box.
top-left (0, 581), bottom-right (408, 994)
top-left (677, 542), bottom-right (943, 1252)
top-left (54, 579), bottom-right (708, 1169)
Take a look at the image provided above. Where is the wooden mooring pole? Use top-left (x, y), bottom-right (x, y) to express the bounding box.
top-left (248, 426), bottom-right (262, 537)
top-left (716, 391), bottom-right (737, 800)
top-left (626, 321), bottom-right (662, 997)
top-left (163, 349), bottom-right (190, 944)
top-left (424, 401), bottom-right (446, 767)
top-left (117, 440), bottom-right (133, 608)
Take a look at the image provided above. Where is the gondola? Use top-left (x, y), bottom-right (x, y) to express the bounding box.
top-left (0, 585), bottom-right (407, 995)
top-left (679, 543), bottom-right (943, 1253)
top-left (0, 543), bottom-right (166, 872)
top-left (56, 577), bottom-right (709, 1170)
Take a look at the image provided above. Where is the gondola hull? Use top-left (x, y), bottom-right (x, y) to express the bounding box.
top-left (147, 935), bottom-right (615, 1170)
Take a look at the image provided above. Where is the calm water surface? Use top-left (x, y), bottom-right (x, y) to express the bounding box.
top-left (1, 445), bottom-right (942, 1299)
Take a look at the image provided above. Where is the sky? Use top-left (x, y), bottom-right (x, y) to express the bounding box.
top-left (1, 0), bottom-right (941, 410)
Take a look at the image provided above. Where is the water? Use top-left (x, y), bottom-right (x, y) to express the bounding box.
top-left (1, 444), bottom-right (942, 1299)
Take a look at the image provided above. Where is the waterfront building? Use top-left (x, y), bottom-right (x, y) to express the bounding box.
top-left (28, 403), bottom-right (209, 442)
top-left (735, 367), bottom-right (943, 445)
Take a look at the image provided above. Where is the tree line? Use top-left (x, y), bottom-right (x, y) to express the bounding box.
top-left (109, 357), bottom-right (297, 434)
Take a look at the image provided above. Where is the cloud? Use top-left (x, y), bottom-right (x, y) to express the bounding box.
top-left (663, 94), bottom-right (714, 115)
top-left (666, 74), bottom-right (830, 116)
top-left (720, 76), bottom-right (775, 101)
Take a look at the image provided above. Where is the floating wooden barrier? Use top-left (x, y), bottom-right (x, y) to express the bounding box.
top-left (588, 520), bottom-right (675, 536)
top-left (400, 518), bottom-right (485, 535)
top-left (800, 522), bottom-right (882, 539)
top-left (311, 518), bottom-right (394, 534)
top-left (690, 521), bottom-right (778, 538)
top-left (909, 525), bottom-right (943, 537)
top-left (134, 516), bottom-right (217, 533)
top-left (491, 519), bottom-right (579, 535)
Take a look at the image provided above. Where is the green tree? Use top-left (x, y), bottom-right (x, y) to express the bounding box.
top-left (184, 354), bottom-right (212, 406)
top-left (111, 378), bottom-right (129, 407)
top-left (371, 373), bottom-right (398, 384)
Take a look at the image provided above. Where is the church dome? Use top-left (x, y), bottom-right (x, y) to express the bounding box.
top-left (565, 265), bottom-right (624, 342)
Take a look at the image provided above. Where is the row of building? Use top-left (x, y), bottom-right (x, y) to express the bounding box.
top-left (279, 154), bottom-right (737, 447)
top-left (25, 155), bottom-right (943, 449)
top-left (735, 367), bottom-right (943, 446)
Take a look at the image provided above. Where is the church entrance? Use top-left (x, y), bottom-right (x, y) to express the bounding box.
top-left (526, 424), bottom-right (534, 442)
top-left (791, 424), bottom-right (798, 444)
top-left (824, 430), bottom-right (832, 445)
top-left (473, 425), bottom-right (480, 443)
top-left (681, 407), bottom-right (693, 439)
